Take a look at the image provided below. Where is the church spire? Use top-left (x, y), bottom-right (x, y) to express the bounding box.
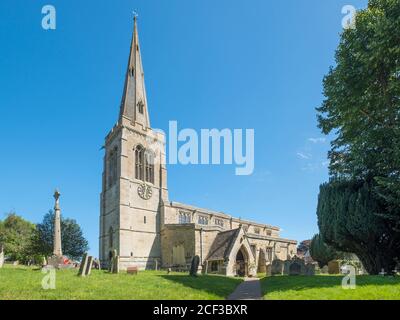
top-left (119, 16), bottom-right (150, 128)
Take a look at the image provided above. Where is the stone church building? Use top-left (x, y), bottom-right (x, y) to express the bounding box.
top-left (99, 18), bottom-right (297, 277)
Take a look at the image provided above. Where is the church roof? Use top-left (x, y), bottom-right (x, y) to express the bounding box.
top-left (206, 228), bottom-right (241, 261)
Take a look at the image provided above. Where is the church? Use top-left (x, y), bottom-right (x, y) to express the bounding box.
top-left (99, 18), bottom-right (297, 277)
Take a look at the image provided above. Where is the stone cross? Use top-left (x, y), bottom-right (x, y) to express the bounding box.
top-left (53, 190), bottom-right (63, 257)
top-left (379, 268), bottom-right (387, 276)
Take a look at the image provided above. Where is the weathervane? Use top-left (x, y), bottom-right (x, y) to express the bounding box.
top-left (133, 10), bottom-right (139, 20)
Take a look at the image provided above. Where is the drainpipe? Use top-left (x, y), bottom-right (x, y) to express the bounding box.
top-left (200, 228), bottom-right (203, 263)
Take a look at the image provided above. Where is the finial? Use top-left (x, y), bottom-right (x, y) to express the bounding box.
top-left (133, 10), bottom-right (139, 21)
top-left (53, 189), bottom-right (61, 201)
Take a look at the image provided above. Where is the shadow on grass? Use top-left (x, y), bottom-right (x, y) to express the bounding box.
top-left (160, 274), bottom-right (242, 299)
top-left (260, 275), bottom-right (400, 296)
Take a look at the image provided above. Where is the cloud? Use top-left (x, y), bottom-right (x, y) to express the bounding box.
top-left (297, 152), bottom-right (312, 160)
top-left (308, 137), bottom-right (326, 144)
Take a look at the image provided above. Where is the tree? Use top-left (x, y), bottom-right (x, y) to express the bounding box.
top-left (35, 211), bottom-right (89, 261)
top-left (315, 0), bottom-right (400, 274)
top-left (317, 0), bottom-right (400, 228)
top-left (317, 180), bottom-right (400, 274)
top-left (0, 213), bottom-right (36, 263)
top-left (297, 240), bottom-right (311, 256)
top-left (310, 234), bottom-right (341, 268)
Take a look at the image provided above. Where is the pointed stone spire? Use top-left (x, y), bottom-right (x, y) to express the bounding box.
top-left (119, 16), bottom-right (150, 129)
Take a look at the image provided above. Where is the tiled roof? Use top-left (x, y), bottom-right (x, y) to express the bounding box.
top-left (206, 228), bottom-right (240, 261)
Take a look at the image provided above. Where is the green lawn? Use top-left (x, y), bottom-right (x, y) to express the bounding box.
top-left (0, 265), bottom-right (242, 300)
top-left (260, 275), bottom-right (400, 300)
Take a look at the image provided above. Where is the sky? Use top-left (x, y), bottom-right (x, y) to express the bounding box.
top-left (0, 0), bottom-right (368, 257)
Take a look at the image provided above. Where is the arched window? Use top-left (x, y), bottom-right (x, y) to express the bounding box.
top-left (145, 150), bottom-right (154, 184)
top-left (109, 226), bottom-right (113, 248)
top-left (135, 145), bottom-right (144, 180)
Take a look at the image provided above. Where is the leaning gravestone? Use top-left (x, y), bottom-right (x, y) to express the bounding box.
top-left (85, 256), bottom-right (94, 276)
top-left (0, 245), bottom-right (4, 268)
top-left (189, 255), bottom-right (200, 277)
top-left (78, 253), bottom-right (89, 277)
top-left (110, 250), bottom-right (120, 274)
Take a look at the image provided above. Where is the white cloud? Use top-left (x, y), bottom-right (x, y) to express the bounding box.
top-left (308, 137), bottom-right (326, 144)
top-left (297, 152), bottom-right (312, 160)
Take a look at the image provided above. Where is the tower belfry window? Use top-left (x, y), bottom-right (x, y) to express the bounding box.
top-left (135, 145), bottom-right (144, 181)
top-left (137, 100), bottom-right (144, 114)
top-left (145, 151), bottom-right (154, 184)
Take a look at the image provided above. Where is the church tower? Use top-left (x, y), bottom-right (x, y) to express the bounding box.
top-left (99, 17), bottom-right (168, 269)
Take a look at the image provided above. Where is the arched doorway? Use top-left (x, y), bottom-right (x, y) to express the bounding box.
top-left (235, 247), bottom-right (249, 277)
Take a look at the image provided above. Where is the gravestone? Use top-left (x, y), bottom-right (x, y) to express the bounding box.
top-left (328, 260), bottom-right (340, 274)
top-left (321, 265), bottom-right (329, 274)
top-left (78, 253), bottom-right (89, 276)
top-left (0, 245), bottom-right (4, 268)
top-left (271, 259), bottom-right (284, 275)
top-left (289, 262), bottom-right (302, 275)
top-left (110, 249), bottom-right (120, 274)
top-left (305, 263), bottom-right (315, 276)
top-left (85, 256), bottom-right (94, 276)
top-left (189, 255), bottom-right (200, 277)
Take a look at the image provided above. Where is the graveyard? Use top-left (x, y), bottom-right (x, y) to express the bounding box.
top-left (1, 264), bottom-right (400, 300)
top-left (0, 265), bottom-right (242, 300)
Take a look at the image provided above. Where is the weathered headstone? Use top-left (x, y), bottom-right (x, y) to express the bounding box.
top-left (110, 249), bottom-right (120, 274)
top-left (85, 256), bottom-right (94, 276)
top-left (328, 260), bottom-right (340, 274)
top-left (289, 262), bottom-right (303, 276)
top-left (0, 245), bottom-right (4, 268)
top-left (189, 255), bottom-right (200, 277)
top-left (78, 253), bottom-right (89, 276)
top-left (321, 265), bottom-right (329, 274)
top-left (305, 263), bottom-right (316, 276)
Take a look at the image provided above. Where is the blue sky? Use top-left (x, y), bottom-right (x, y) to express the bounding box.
top-left (0, 0), bottom-right (368, 256)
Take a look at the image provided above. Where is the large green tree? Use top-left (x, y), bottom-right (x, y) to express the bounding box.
top-left (0, 213), bottom-right (36, 263)
top-left (316, 0), bottom-right (400, 273)
top-left (317, 181), bottom-right (399, 274)
top-left (35, 211), bottom-right (89, 261)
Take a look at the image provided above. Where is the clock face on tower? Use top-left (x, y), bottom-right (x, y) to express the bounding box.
top-left (137, 183), bottom-right (152, 200)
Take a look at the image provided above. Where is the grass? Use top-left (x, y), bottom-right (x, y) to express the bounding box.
top-left (0, 265), bottom-right (242, 300)
top-left (260, 275), bottom-right (400, 300)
